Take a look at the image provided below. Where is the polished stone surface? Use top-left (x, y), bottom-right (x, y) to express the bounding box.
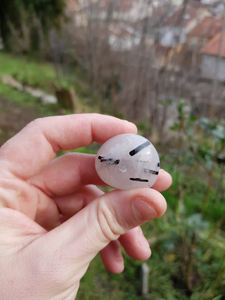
top-left (95, 134), bottom-right (160, 190)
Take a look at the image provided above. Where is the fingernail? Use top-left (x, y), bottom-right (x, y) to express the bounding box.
top-left (132, 198), bottom-right (157, 223)
top-left (138, 229), bottom-right (150, 248)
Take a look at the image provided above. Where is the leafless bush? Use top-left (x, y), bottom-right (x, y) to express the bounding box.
top-left (51, 0), bottom-right (225, 138)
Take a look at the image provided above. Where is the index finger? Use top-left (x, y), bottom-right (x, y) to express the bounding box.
top-left (0, 114), bottom-right (137, 179)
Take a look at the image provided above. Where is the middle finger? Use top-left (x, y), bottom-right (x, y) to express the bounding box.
top-left (30, 153), bottom-right (105, 197)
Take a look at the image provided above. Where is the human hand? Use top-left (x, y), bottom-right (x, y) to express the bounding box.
top-left (0, 114), bottom-right (172, 300)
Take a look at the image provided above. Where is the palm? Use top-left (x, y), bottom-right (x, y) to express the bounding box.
top-left (0, 114), bottom-right (171, 300)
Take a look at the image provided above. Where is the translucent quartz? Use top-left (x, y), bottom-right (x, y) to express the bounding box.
top-left (95, 134), bottom-right (160, 190)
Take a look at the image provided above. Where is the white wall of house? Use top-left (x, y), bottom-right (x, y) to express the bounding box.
top-left (201, 54), bottom-right (225, 81)
top-left (75, 0), bottom-right (155, 24)
top-left (108, 35), bottom-right (141, 51)
top-left (94, 1), bottom-right (152, 22)
top-left (160, 26), bottom-right (186, 47)
top-left (159, 9), bottom-right (211, 47)
top-left (122, 1), bottom-right (152, 22)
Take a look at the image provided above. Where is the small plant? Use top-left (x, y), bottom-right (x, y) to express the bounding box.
top-left (142, 99), bottom-right (225, 299)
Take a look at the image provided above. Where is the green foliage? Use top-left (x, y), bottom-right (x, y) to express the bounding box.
top-left (77, 254), bottom-right (143, 300)
top-left (137, 122), bottom-right (151, 136)
top-left (159, 99), bottom-right (173, 106)
top-left (76, 99), bottom-right (225, 300)
top-left (100, 73), bottom-right (122, 115)
top-left (0, 0), bottom-right (66, 51)
top-left (212, 296), bottom-right (225, 300)
top-left (103, 74), bottom-right (122, 100)
top-left (156, 99), bottom-right (225, 298)
top-left (29, 25), bottom-right (41, 54)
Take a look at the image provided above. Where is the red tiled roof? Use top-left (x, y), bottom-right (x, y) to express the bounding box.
top-left (201, 32), bottom-right (225, 57)
top-left (109, 23), bottom-right (139, 38)
top-left (134, 6), bottom-right (166, 29)
top-left (188, 16), bottom-right (223, 38)
top-left (164, 6), bottom-right (206, 27)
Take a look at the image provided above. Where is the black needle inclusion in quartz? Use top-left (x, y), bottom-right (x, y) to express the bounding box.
top-left (130, 178), bottom-right (149, 182)
top-left (129, 141), bottom-right (151, 156)
top-left (144, 168), bottom-right (159, 175)
top-left (98, 156), bottom-right (120, 165)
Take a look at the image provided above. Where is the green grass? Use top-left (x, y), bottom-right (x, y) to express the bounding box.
top-left (0, 52), bottom-right (57, 93)
top-left (0, 51), bottom-right (100, 145)
top-left (0, 51), bottom-right (62, 117)
top-left (0, 51), bottom-right (100, 115)
top-left (0, 52), bottom-right (66, 146)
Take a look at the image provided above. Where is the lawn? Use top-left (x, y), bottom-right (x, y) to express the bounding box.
top-left (0, 52), bottom-right (98, 145)
top-left (0, 52), bottom-right (57, 93)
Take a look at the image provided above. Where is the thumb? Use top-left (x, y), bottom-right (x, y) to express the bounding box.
top-left (45, 188), bottom-right (167, 265)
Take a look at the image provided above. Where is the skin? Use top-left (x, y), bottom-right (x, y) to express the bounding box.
top-left (0, 114), bottom-right (172, 300)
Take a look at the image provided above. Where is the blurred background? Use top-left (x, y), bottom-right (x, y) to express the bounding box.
top-left (0, 0), bottom-right (225, 299)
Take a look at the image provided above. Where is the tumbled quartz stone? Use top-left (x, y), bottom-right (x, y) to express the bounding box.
top-left (95, 133), bottom-right (160, 190)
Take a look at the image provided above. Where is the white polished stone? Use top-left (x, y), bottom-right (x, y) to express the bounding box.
top-left (95, 134), bottom-right (160, 190)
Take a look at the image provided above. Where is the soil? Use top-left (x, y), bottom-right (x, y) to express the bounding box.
top-left (0, 95), bottom-right (41, 147)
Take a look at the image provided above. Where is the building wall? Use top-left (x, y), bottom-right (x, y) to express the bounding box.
top-left (201, 54), bottom-right (225, 81)
top-left (185, 10), bottom-right (211, 34)
top-left (160, 26), bottom-right (186, 47)
top-left (108, 35), bottom-right (141, 51)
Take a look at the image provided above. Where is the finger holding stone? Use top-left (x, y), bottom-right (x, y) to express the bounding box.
top-left (119, 226), bottom-right (151, 261)
top-left (151, 169), bottom-right (172, 192)
top-left (100, 240), bottom-right (124, 274)
top-left (30, 154), bottom-right (106, 198)
top-left (53, 185), bottom-right (104, 218)
top-left (0, 114), bottom-right (137, 180)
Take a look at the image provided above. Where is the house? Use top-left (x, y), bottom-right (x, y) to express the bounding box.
top-left (108, 23), bottom-right (141, 51)
top-left (69, 0), bottom-right (153, 25)
top-left (160, 6), bottom-right (211, 47)
top-left (201, 32), bottom-right (225, 80)
top-left (187, 15), bottom-right (223, 64)
top-left (66, 0), bottom-right (86, 26)
top-left (67, 0), bottom-right (79, 12)
top-left (107, 5), bottom-right (168, 51)
top-left (67, 0), bottom-right (167, 51)
top-left (134, 6), bottom-right (167, 45)
top-left (67, 0), bottom-right (179, 27)
top-left (188, 16), bottom-right (223, 47)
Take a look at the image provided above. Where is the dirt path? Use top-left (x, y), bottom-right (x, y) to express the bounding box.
top-left (0, 95), bottom-right (41, 146)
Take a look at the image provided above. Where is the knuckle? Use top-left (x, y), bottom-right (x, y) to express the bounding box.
top-left (96, 198), bottom-right (126, 242)
top-left (25, 118), bottom-right (47, 133)
top-left (26, 118), bottom-right (42, 129)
